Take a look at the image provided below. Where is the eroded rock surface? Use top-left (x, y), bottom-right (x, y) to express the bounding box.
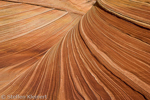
top-left (0, 0), bottom-right (150, 100)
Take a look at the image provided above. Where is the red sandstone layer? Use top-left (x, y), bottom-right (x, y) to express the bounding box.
top-left (0, 0), bottom-right (150, 100)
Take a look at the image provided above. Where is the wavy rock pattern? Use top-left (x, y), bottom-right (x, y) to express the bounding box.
top-left (0, 0), bottom-right (82, 90)
top-left (4, 0), bottom-right (96, 14)
top-left (0, 0), bottom-right (150, 100)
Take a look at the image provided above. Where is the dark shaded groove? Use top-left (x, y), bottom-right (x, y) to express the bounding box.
top-left (78, 20), bottom-right (148, 100)
top-left (94, 2), bottom-right (150, 30)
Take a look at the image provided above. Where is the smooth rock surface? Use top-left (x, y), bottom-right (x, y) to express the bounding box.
top-left (0, 0), bottom-right (150, 100)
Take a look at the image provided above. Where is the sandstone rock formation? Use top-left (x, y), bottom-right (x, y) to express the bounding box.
top-left (0, 0), bottom-right (150, 100)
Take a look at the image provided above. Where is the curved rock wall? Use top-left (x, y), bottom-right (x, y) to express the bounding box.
top-left (0, 0), bottom-right (150, 100)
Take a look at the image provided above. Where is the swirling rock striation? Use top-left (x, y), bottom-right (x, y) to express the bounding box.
top-left (0, 0), bottom-right (82, 90)
top-left (0, 0), bottom-right (150, 100)
top-left (3, 0), bottom-right (96, 14)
